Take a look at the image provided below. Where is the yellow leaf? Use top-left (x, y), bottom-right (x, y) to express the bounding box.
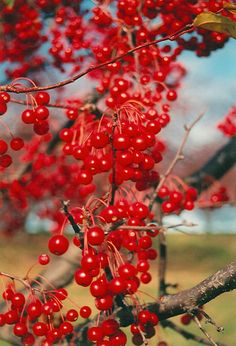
top-left (223, 2), bottom-right (236, 14)
top-left (193, 11), bottom-right (236, 39)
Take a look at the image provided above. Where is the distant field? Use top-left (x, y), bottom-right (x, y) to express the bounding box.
top-left (0, 233), bottom-right (235, 345)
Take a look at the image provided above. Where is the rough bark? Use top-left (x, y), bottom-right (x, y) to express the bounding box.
top-left (186, 136), bottom-right (236, 192)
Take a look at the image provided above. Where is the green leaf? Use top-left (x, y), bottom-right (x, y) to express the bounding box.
top-left (4, 0), bottom-right (15, 8)
top-left (223, 2), bottom-right (236, 14)
top-left (193, 11), bottom-right (236, 39)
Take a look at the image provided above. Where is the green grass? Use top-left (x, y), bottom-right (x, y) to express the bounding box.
top-left (0, 233), bottom-right (235, 345)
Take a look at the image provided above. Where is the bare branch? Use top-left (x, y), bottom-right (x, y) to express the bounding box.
top-left (193, 315), bottom-right (218, 346)
top-left (0, 25), bottom-right (193, 94)
top-left (61, 200), bottom-right (81, 234)
top-left (186, 136), bottom-right (236, 192)
top-left (161, 320), bottom-right (226, 346)
top-left (149, 112), bottom-right (204, 210)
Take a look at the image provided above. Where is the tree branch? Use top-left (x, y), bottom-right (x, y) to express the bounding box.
top-left (147, 260), bottom-right (236, 321)
top-left (161, 320), bottom-right (226, 346)
top-left (0, 25), bottom-right (193, 94)
top-left (186, 136), bottom-right (236, 192)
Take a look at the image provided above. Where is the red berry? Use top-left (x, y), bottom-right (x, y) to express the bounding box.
top-left (5, 310), bottom-right (19, 324)
top-left (101, 319), bottom-right (119, 336)
top-left (66, 309), bottom-right (79, 322)
top-left (72, 236), bottom-right (81, 247)
top-left (10, 137), bottom-right (24, 151)
top-left (13, 322), bottom-right (28, 336)
top-left (32, 322), bottom-right (48, 336)
top-left (87, 226), bottom-right (104, 246)
top-left (22, 333), bottom-right (35, 345)
top-left (181, 313), bottom-right (192, 325)
top-left (0, 154), bottom-right (12, 167)
top-left (109, 330), bottom-right (127, 345)
top-left (35, 106), bottom-right (49, 120)
top-left (95, 294), bottom-right (113, 310)
top-left (27, 300), bottom-right (42, 319)
top-left (166, 89), bottom-right (177, 101)
top-left (59, 321), bottom-right (73, 335)
top-left (33, 120), bottom-right (49, 135)
top-left (80, 306), bottom-right (92, 318)
top-left (0, 314), bottom-right (5, 326)
top-left (54, 288), bottom-right (68, 300)
top-left (11, 292), bottom-right (25, 308)
top-left (87, 326), bottom-right (104, 342)
top-left (21, 109), bottom-right (36, 124)
top-left (0, 102), bottom-right (7, 115)
top-left (35, 92), bottom-right (50, 105)
top-left (0, 140), bottom-right (8, 154)
top-left (118, 263), bottom-right (137, 279)
top-left (48, 235), bottom-right (69, 256)
top-left (0, 92), bottom-right (10, 103)
top-left (38, 254), bottom-right (50, 265)
top-left (75, 269), bottom-right (93, 287)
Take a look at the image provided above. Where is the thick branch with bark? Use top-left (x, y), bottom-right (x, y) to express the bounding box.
top-left (186, 136), bottom-right (236, 192)
top-left (115, 261), bottom-right (236, 323)
top-left (1, 260), bottom-right (235, 345)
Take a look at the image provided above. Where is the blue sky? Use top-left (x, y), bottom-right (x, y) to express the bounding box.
top-left (165, 39), bottom-right (236, 233)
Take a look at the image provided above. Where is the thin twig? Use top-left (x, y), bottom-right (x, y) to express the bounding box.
top-left (193, 315), bottom-right (218, 346)
top-left (199, 309), bottom-right (224, 332)
top-left (161, 320), bottom-right (226, 346)
top-left (61, 200), bottom-right (81, 234)
top-left (159, 231), bottom-right (167, 295)
top-left (149, 112), bottom-right (204, 210)
top-left (0, 25), bottom-right (193, 93)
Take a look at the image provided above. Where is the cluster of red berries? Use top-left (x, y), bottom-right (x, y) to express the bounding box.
top-left (1, 0), bottom-right (233, 81)
top-left (0, 91), bottom-right (25, 168)
top-left (157, 184), bottom-right (198, 214)
top-left (0, 92), bottom-right (10, 116)
top-left (21, 91), bottom-right (50, 136)
top-left (46, 199), bottom-right (159, 344)
top-left (180, 309), bottom-right (203, 326)
top-left (0, 1), bottom-right (46, 78)
top-left (217, 107), bottom-right (236, 137)
top-left (198, 186), bottom-right (229, 208)
top-left (0, 283), bottom-right (94, 345)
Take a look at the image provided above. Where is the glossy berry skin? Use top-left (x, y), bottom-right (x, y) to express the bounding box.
top-left (54, 288), bottom-right (68, 300)
top-left (21, 109), bottom-right (35, 124)
top-left (80, 306), bottom-right (92, 318)
top-left (11, 292), bottom-right (25, 308)
top-left (35, 92), bottom-right (50, 105)
top-left (181, 313), bottom-right (192, 325)
top-left (48, 235), bottom-right (69, 255)
top-left (95, 294), bottom-right (113, 310)
top-left (59, 321), bottom-right (73, 335)
top-left (0, 140), bottom-right (8, 154)
top-left (0, 314), bottom-right (5, 327)
top-left (118, 263), bottom-right (137, 279)
top-left (13, 322), bottom-right (28, 336)
top-left (0, 102), bottom-right (7, 115)
top-left (38, 253), bottom-right (50, 265)
top-left (32, 322), bottom-right (48, 336)
top-left (109, 330), bottom-right (127, 345)
top-left (5, 310), bottom-right (19, 324)
top-left (87, 326), bottom-right (103, 342)
top-left (10, 137), bottom-right (24, 151)
top-left (87, 226), bottom-right (104, 245)
top-left (27, 301), bottom-right (42, 319)
top-left (66, 309), bottom-right (79, 322)
top-left (74, 269), bottom-right (93, 287)
top-left (101, 319), bottom-right (119, 336)
top-left (0, 154), bottom-right (12, 168)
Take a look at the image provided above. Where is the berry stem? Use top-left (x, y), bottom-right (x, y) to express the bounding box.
top-left (0, 25), bottom-right (193, 94)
